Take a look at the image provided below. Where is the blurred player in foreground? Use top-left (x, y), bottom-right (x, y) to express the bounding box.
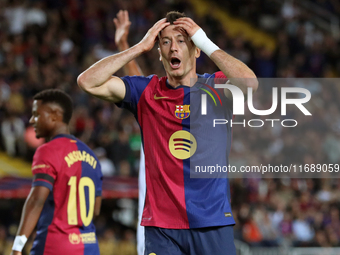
top-left (78, 11), bottom-right (257, 255)
top-left (113, 10), bottom-right (146, 255)
top-left (11, 89), bottom-right (103, 255)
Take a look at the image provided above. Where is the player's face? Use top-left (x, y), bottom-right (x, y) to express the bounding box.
top-left (159, 25), bottom-right (200, 79)
top-left (29, 100), bottom-right (54, 139)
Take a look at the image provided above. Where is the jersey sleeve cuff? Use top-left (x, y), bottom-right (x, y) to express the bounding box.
top-left (32, 180), bottom-right (53, 191)
top-left (32, 173), bottom-right (55, 191)
top-left (115, 77), bottom-right (131, 108)
top-left (96, 190), bottom-right (102, 196)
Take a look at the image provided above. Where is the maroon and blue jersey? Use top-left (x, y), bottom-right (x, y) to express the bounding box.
top-left (118, 72), bottom-right (235, 229)
top-left (30, 134), bottom-right (102, 255)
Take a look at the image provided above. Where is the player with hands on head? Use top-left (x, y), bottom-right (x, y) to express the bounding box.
top-left (11, 89), bottom-right (103, 255)
top-left (113, 10), bottom-right (146, 255)
top-left (79, 11), bottom-right (257, 255)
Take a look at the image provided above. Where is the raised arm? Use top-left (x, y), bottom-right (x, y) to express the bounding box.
top-left (11, 186), bottom-right (50, 255)
top-left (174, 18), bottom-right (258, 98)
top-left (114, 10), bottom-right (144, 76)
top-left (77, 18), bottom-right (169, 103)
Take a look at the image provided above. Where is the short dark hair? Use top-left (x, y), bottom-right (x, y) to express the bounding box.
top-left (158, 11), bottom-right (187, 38)
top-left (34, 89), bottom-right (73, 124)
top-left (165, 11), bottom-right (186, 24)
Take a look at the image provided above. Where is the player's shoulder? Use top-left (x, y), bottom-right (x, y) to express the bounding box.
top-left (35, 140), bottom-right (58, 156)
top-left (74, 137), bottom-right (95, 154)
top-left (147, 74), bottom-right (161, 86)
top-left (32, 141), bottom-right (61, 168)
top-left (69, 136), bottom-right (100, 161)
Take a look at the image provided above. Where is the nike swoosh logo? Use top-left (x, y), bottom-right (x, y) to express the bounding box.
top-left (154, 94), bottom-right (169, 100)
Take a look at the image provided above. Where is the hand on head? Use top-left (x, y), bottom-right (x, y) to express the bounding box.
top-left (173, 17), bottom-right (201, 37)
top-left (140, 16), bottom-right (202, 53)
top-left (138, 18), bottom-right (170, 53)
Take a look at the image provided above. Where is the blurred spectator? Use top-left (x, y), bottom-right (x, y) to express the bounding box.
top-left (258, 212), bottom-right (280, 247)
top-left (118, 229), bottom-right (137, 255)
top-left (242, 215), bottom-right (263, 246)
top-left (98, 228), bottom-right (118, 255)
top-left (279, 211), bottom-right (294, 245)
top-left (0, 77), bottom-right (10, 107)
top-left (113, 198), bottom-right (136, 228)
top-left (7, 77), bottom-right (25, 115)
top-left (0, 224), bottom-right (11, 255)
top-left (292, 212), bottom-right (315, 246)
top-left (94, 147), bottom-right (116, 177)
top-left (25, 1), bottom-right (47, 27)
top-left (3, 0), bottom-right (26, 35)
top-left (1, 110), bottom-right (25, 157)
top-left (107, 131), bottom-right (132, 171)
top-left (119, 160), bottom-right (132, 178)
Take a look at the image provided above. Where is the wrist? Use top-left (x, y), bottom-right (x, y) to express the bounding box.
top-left (190, 28), bottom-right (220, 57)
top-left (136, 42), bottom-right (149, 54)
top-left (12, 235), bottom-right (27, 252)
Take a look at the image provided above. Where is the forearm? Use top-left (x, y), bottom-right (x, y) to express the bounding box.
top-left (78, 43), bottom-right (144, 90)
top-left (16, 195), bottom-right (45, 238)
top-left (188, 26), bottom-right (258, 93)
top-left (210, 50), bottom-right (258, 92)
top-left (118, 42), bottom-right (144, 76)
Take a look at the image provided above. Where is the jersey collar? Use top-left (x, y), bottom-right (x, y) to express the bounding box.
top-left (165, 74), bottom-right (207, 90)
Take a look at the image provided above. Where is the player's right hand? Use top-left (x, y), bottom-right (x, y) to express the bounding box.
top-left (138, 18), bottom-right (169, 53)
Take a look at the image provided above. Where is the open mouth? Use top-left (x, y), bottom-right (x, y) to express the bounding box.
top-left (170, 57), bottom-right (181, 69)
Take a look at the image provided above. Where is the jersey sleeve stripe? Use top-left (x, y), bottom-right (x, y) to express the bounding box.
top-left (33, 173), bottom-right (55, 184)
top-left (32, 180), bottom-right (53, 191)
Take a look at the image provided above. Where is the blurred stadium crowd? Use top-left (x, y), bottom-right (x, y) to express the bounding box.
top-left (0, 0), bottom-right (340, 254)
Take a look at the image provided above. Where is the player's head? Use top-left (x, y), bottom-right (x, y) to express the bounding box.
top-left (158, 11), bottom-right (200, 80)
top-left (165, 11), bottom-right (185, 24)
top-left (30, 89), bottom-right (73, 138)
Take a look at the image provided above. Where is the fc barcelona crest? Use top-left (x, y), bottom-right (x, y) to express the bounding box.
top-left (175, 105), bottom-right (190, 119)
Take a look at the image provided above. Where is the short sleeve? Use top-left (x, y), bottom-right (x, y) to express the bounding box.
top-left (213, 71), bottom-right (233, 111)
top-left (214, 71), bottom-right (228, 80)
top-left (116, 75), bottom-right (155, 114)
top-left (213, 71), bottom-right (229, 94)
top-left (31, 145), bottom-right (57, 191)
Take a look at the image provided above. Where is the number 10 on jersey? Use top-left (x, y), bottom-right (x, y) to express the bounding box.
top-left (67, 176), bottom-right (95, 227)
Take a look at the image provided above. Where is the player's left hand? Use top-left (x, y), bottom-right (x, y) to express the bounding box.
top-left (173, 17), bottom-right (201, 37)
top-left (10, 251), bottom-right (22, 255)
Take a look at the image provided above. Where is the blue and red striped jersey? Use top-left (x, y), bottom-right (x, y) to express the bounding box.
top-left (30, 134), bottom-right (103, 255)
top-left (118, 72), bottom-right (235, 229)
